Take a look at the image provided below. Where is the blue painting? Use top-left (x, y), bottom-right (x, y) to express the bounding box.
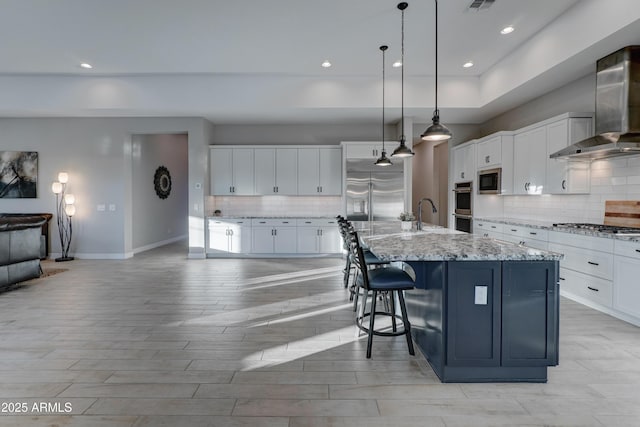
top-left (0, 151), bottom-right (38, 198)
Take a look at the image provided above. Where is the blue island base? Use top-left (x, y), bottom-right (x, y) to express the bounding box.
top-left (405, 260), bottom-right (559, 383)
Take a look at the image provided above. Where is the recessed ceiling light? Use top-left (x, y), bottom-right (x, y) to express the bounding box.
top-left (463, 61), bottom-right (474, 68)
top-left (500, 25), bottom-right (514, 35)
top-left (321, 60), bottom-right (332, 68)
top-left (80, 63), bottom-right (93, 69)
top-left (392, 60), bottom-right (402, 68)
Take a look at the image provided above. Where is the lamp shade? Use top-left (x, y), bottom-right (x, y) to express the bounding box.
top-left (58, 172), bottom-right (69, 184)
top-left (391, 139), bottom-right (415, 157)
top-left (421, 118), bottom-right (452, 142)
top-left (374, 151), bottom-right (393, 166)
top-left (64, 204), bottom-right (76, 217)
top-left (51, 181), bottom-right (63, 194)
top-left (64, 193), bottom-right (75, 205)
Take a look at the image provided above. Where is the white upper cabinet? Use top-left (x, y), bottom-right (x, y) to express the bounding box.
top-left (513, 126), bottom-right (547, 195)
top-left (254, 148), bottom-right (298, 195)
top-left (210, 147), bottom-right (255, 195)
top-left (298, 147), bottom-right (342, 195)
top-left (452, 142), bottom-right (476, 183)
top-left (343, 142), bottom-right (386, 159)
top-left (546, 117), bottom-right (592, 194)
top-left (476, 136), bottom-right (502, 169)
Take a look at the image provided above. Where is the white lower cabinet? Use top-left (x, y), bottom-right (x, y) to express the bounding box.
top-left (613, 239), bottom-right (640, 320)
top-left (559, 267), bottom-right (613, 308)
top-left (474, 220), bottom-right (504, 239)
top-left (296, 219), bottom-right (341, 253)
top-left (251, 219), bottom-right (297, 254)
top-left (206, 219), bottom-right (252, 254)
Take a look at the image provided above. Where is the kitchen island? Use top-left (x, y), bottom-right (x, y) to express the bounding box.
top-left (359, 222), bottom-right (563, 383)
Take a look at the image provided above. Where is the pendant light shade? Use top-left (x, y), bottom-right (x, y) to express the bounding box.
top-left (376, 45), bottom-right (393, 167)
top-left (391, 2), bottom-right (414, 158)
top-left (420, 0), bottom-right (452, 142)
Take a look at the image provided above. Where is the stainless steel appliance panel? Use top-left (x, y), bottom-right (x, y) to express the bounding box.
top-left (345, 172), bottom-right (371, 221)
top-left (478, 168), bottom-right (501, 194)
top-left (453, 181), bottom-right (473, 216)
top-left (371, 173), bottom-right (404, 220)
top-left (345, 160), bottom-right (404, 221)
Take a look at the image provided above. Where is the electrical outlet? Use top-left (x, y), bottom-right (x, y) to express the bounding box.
top-left (108, 204), bottom-right (116, 212)
top-left (474, 286), bottom-right (488, 305)
top-left (97, 204), bottom-right (106, 211)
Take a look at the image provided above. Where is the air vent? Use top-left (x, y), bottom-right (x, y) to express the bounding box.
top-left (468, 0), bottom-right (495, 11)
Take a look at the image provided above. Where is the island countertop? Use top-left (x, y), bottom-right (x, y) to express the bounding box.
top-left (357, 221), bottom-right (563, 262)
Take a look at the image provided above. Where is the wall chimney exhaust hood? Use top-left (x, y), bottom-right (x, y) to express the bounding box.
top-left (550, 46), bottom-right (640, 160)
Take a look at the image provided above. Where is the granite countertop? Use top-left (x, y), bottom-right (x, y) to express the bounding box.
top-left (207, 216), bottom-right (336, 219)
top-left (360, 222), bottom-right (563, 262)
top-left (475, 217), bottom-right (640, 242)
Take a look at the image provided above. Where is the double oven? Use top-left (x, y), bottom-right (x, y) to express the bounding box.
top-left (453, 181), bottom-right (472, 233)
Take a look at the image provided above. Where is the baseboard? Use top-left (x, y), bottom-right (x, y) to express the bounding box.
top-left (49, 252), bottom-right (133, 260)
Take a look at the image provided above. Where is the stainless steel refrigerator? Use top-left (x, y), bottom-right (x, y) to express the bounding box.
top-left (345, 159), bottom-right (404, 221)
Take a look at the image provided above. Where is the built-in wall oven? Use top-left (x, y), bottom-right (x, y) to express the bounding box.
top-left (453, 181), bottom-right (472, 233)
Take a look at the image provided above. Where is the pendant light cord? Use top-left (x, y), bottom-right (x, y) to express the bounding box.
top-left (433, 0), bottom-right (439, 120)
top-left (381, 45), bottom-right (386, 152)
top-left (400, 5), bottom-right (405, 142)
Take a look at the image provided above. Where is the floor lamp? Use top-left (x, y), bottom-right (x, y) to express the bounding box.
top-left (51, 172), bottom-right (75, 262)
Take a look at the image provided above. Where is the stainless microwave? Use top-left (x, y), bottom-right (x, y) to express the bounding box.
top-left (478, 168), bottom-right (501, 194)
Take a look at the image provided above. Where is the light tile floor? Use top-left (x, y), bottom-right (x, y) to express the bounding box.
top-left (1, 242), bottom-right (639, 426)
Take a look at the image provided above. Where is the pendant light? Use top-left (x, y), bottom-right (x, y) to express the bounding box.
top-left (420, 0), bottom-right (452, 142)
top-left (375, 45), bottom-right (393, 166)
top-left (391, 2), bottom-right (415, 158)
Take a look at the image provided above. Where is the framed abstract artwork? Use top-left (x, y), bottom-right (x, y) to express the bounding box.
top-left (0, 151), bottom-right (38, 198)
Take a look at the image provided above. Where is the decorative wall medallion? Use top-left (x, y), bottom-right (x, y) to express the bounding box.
top-left (153, 166), bottom-right (172, 199)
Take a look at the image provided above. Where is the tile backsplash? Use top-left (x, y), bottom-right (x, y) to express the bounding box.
top-left (503, 156), bottom-right (640, 223)
top-left (206, 196), bottom-right (342, 217)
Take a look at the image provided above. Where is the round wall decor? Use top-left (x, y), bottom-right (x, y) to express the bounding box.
top-left (153, 166), bottom-right (172, 199)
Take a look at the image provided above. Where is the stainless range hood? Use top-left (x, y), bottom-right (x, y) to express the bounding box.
top-left (550, 46), bottom-right (640, 160)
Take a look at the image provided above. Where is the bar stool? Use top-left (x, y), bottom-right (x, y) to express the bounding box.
top-left (350, 231), bottom-right (415, 358)
top-left (346, 226), bottom-right (389, 310)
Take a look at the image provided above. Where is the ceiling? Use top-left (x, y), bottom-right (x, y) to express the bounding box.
top-left (1, 0), bottom-right (639, 125)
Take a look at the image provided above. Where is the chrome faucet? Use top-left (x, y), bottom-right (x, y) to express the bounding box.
top-left (417, 197), bottom-right (437, 230)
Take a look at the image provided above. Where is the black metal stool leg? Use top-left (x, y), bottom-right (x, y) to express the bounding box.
top-left (366, 290), bottom-right (378, 359)
top-left (390, 291), bottom-right (397, 333)
top-left (397, 291), bottom-right (415, 355)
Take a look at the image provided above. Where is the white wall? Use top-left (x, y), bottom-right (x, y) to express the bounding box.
top-left (132, 134), bottom-right (188, 252)
top-left (0, 117), bottom-right (211, 259)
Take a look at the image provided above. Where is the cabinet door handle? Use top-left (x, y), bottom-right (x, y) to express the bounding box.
top-left (561, 179), bottom-right (566, 190)
top-left (587, 286), bottom-right (599, 292)
top-left (529, 232), bottom-right (537, 236)
top-left (319, 186), bottom-right (323, 193)
top-left (510, 229), bottom-right (517, 232)
top-left (587, 261), bottom-right (599, 266)
top-left (491, 226), bottom-right (497, 229)
top-left (485, 155), bottom-right (490, 163)
top-left (559, 277), bottom-right (565, 281)
top-left (635, 249), bottom-right (640, 253)
top-left (229, 230), bottom-right (233, 236)
top-left (461, 172), bottom-right (465, 179)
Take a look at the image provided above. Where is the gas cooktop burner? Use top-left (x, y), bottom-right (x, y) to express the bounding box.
top-left (553, 222), bottom-right (640, 234)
